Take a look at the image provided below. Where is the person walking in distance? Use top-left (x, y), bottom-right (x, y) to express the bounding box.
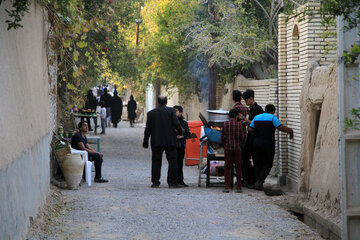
top-left (248, 104), bottom-right (293, 190)
top-left (127, 95), bottom-right (137, 127)
top-left (81, 90), bottom-right (97, 131)
top-left (143, 95), bottom-right (183, 188)
top-left (100, 88), bottom-right (112, 127)
top-left (173, 105), bottom-right (191, 187)
top-left (221, 109), bottom-right (246, 193)
top-left (98, 101), bottom-right (107, 134)
top-left (111, 90), bottom-right (123, 128)
top-left (241, 89), bottom-right (264, 187)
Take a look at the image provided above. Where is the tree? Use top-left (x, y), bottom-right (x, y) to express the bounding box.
top-left (135, 0), bottom-right (308, 108)
top-left (138, 0), bottom-right (199, 101)
top-left (182, 0), bottom-right (273, 107)
top-left (320, 0), bottom-right (360, 30)
top-left (2, 0), bottom-right (313, 110)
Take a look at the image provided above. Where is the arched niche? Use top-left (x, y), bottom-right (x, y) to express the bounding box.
top-left (292, 24), bottom-right (300, 82)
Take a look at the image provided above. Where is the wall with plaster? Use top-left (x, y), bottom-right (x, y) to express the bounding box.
top-left (0, 1), bottom-right (52, 239)
top-left (300, 62), bottom-right (340, 215)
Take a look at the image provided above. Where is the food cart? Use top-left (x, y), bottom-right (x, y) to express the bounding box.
top-left (198, 110), bottom-right (234, 188)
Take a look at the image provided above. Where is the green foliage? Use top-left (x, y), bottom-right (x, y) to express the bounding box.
top-left (43, 0), bottom-right (141, 105)
top-left (344, 107), bottom-right (360, 131)
top-left (342, 43), bottom-right (360, 64)
top-left (320, 0), bottom-right (360, 64)
top-left (139, 0), bottom-right (280, 96)
top-left (138, 0), bottom-right (199, 96)
top-left (320, 0), bottom-right (360, 30)
top-left (1, 0), bottom-right (30, 30)
top-left (319, 0), bottom-right (360, 133)
top-left (135, 0), bottom-right (312, 99)
top-left (2, 0), bottom-right (317, 105)
top-left (183, 0), bottom-right (272, 68)
top-left (1, 0), bottom-right (143, 102)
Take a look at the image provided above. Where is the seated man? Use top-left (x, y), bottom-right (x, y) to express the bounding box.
top-left (71, 121), bottom-right (108, 183)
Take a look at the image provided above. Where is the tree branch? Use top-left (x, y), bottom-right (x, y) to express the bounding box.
top-left (253, 0), bottom-right (270, 20)
top-left (288, 0), bottom-right (301, 7)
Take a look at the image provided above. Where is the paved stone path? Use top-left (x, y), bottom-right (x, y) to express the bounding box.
top-left (39, 122), bottom-right (322, 240)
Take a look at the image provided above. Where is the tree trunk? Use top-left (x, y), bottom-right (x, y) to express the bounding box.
top-left (135, 23), bottom-right (140, 48)
top-left (250, 61), bottom-right (266, 80)
top-left (208, 64), bottom-right (217, 110)
top-left (208, 0), bottom-right (217, 110)
top-left (155, 78), bottom-right (161, 108)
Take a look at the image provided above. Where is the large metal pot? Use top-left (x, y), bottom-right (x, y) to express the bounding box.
top-left (207, 109), bottom-right (229, 122)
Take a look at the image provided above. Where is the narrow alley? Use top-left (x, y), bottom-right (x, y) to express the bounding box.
top-left (30, 122), bottom-right (322, 240)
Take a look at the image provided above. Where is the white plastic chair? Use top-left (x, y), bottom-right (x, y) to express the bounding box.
top-left (70, 148), bottom-right (92, 186)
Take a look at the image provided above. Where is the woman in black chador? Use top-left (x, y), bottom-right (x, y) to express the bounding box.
top-left (110, 91), bottom-right (123, 128)
top-left (127, 95), bottom-right (137, 127)
top-left (81, 90), bottom-right (97, 131)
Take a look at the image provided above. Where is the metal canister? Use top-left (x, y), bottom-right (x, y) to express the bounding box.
top-left (207, 109), bottom-right (229, 122)
top-left (58, 126), bottom-right (64, 138)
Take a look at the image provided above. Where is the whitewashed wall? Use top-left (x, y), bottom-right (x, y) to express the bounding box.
top-left (278, 2), bottom-right (337, 191)
top-left (0, 1), bottom-right (52, 239)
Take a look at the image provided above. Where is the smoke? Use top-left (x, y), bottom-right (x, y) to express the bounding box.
top-left (188, 56), bottom-right (209, 105)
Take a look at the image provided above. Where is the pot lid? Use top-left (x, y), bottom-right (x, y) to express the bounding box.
top-left (207, 109), bottom-right (229, 114)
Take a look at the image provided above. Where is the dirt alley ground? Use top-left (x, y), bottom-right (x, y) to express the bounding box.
top-left (28, 121), bottom-right (323, 240)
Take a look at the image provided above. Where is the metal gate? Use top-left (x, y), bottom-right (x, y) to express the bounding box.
top-left (338, 16), bottom-right (360, 240)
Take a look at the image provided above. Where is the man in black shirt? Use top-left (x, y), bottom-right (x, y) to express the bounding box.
top-left (174, 105), bottom-right (191, 187)
top-left (241, 89), bottom-right (264, 187)
top-left (71, 121), bottom-right (108, 183)
top-left (243, 89), bottom-right (264, 120)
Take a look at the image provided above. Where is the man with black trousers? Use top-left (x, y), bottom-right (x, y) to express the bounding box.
top-left (143, 95), bottom-right (183, 188)
top-left (241, 89), bottom-right (264, 187)
top-left (173, 105), bottom-right (191, 187)
top-left (71, 121), bottom-right (108, 183)
top-left (248, 104), bottom-right (293, 190)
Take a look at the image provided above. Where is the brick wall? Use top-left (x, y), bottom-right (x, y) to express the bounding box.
top-left (278, 2), bottom-right (337, 190)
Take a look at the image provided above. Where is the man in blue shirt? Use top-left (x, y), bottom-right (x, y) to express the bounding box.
top-left (248, 104), bottom-right (293, 190)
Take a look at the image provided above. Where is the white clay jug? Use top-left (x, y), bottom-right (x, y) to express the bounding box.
top-left (61, 154), bottom-right (84, 190)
